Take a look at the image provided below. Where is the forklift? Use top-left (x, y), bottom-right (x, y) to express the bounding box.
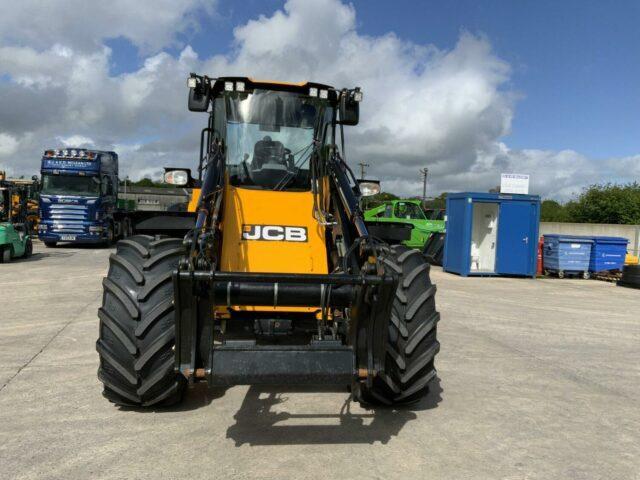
top-left (0, 171), bottom-right (33, 262)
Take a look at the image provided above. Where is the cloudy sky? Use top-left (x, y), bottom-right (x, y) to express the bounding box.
top-left (0, 0), bottom-right (638, 199)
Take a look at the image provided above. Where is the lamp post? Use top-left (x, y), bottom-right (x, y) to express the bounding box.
top-left (358, 162), bottom-right (370, 180)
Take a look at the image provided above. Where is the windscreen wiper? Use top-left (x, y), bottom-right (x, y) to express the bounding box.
top-left (274, 140), bottom-right (317, 191)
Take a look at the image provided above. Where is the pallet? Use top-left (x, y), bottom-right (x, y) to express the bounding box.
top-left (593, 271), bottom-right (623, 283)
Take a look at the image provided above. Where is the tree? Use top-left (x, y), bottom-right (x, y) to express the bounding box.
top-left (364, 191), bottom-right (399, 209)
top-left (423, 192), bottom-right (447, 211)
top-left (540, 200), bottom-right (570, 222)
top-left (567, 183), bottom-right (640, 224)
top-left (538, 183), bottom-right (640, 224)
top-left (119, 177), bottom-right (171, 188)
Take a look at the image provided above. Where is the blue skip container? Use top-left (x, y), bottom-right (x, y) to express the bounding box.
top-left (589, 236), bottom-right (628, 273)
top-left (543, 235), bottom-right (593, 278)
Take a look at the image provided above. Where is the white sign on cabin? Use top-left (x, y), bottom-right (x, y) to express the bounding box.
top-left (500, 173), bottom-right (530, 194)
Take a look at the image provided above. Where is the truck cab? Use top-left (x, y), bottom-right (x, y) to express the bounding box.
top-left (38, 148), bottom-right (119, 246)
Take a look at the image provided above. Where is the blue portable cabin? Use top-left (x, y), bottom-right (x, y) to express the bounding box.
top-left (443, 192), bottom-right (540, 277)
top-left (589, 236), bottom-right (628, 273)
top-left (543, 235), bottom-right (593, 278)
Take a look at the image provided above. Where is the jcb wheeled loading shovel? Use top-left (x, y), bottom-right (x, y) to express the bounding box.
top-left (96, 76), bottom-right (440, 408)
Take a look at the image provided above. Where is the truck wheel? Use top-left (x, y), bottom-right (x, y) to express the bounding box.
top-left (23, 238), bottom-right (33, 258)
top-left (1, 247), bottom-right (11, 263)
top-left (122, 218), bottom-right (132, 239)
top-left (44, 241), bottom-right (57, 248)
top-left (357, 245), bottom-right (440, 406)
top-left (96, 235), bottom-right (186, 407)
top-left (104, 223), bottom-right (115, 247)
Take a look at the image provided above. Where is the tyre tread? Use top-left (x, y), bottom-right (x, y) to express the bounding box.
top-left (96, 236), bottom-right (185, 407)
top-left (358, 246), bottom-right (440, 406)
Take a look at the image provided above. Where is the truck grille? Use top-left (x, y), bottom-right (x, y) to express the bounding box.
top-left (48, 204), bottom-right (90, 233)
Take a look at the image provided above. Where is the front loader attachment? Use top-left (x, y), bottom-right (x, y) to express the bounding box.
top-left (172, 269), bottom-right (397, 388)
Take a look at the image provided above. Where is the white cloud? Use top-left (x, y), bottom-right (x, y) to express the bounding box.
top-left (0, 0), bottom-right (216, 53)
top-left (57, 135), bottom-right (94, 147)
top-left (0, 0), bottom-right (636, 199)
top-left (0, 133), bottom-right (19, 156)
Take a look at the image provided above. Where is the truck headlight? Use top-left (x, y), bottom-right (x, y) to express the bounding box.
top-left (89, 226), bottom-right (103, 233)
top-left (38, 224), bottom-right (47, 231)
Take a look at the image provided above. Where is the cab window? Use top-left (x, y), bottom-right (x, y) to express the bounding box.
top-left (394, 202), bottom-right (426, 220)
top-left (375, 204), bottom-right (393, 218)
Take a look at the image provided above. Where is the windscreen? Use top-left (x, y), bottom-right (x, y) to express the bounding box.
top-left (395, 202), bottom-right (426, 220)
top-left (225, 89), bottom-right (324, 190)
top-left (41, 174), bottom-right (101, 196)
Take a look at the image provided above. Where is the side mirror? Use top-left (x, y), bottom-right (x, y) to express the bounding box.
top-left (338, 88), bottom-right (362, 126)
top-left (187, 76), bottom-right (210, 112)
top-left (357, 179), bottom-right (380, 197)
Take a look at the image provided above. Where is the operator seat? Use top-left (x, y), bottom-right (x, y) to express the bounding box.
top-left (249, 136), bottom-right (290, 189)
top-left (252, 136), bottom-right (286, 170)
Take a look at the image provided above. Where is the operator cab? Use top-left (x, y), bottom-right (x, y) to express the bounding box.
top-left (182, 76), bottom-right (360, 195)
top-left (224, 88), bottom-right (325, 191)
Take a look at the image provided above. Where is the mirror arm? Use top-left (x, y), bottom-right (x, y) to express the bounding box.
top-left (199, 127), bottom-right (213, 181)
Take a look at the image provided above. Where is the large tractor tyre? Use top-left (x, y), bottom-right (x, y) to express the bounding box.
top-left (96, 235), bottom-right (186, 407)
top-left (1, 247), bottom-right (11, 263)
top-left (619, 264), bottom-right (640, 289)
top-left (358, 245), bottom-right (440, 406)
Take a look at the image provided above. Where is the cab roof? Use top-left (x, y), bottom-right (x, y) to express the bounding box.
top-left (217, 76), bottom-right (334, 91)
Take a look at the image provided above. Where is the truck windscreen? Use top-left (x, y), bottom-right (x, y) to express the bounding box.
top-left (41, 174), bottom-right (101, 196)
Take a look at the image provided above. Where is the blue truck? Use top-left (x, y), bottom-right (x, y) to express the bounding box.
top-left (38, 148), bottom-right (194, 246)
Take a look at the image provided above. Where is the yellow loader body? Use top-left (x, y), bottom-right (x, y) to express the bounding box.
top-left (217, 185), bottom-right (327, 313)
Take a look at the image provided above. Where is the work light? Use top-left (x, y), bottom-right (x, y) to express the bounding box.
top-left (163, 169), bottom-right (189, 186)
top-left (358, 181), bottom-right (381, 197)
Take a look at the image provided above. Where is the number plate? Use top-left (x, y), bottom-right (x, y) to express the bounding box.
top-left (61, 235), bottom-right (76, 241)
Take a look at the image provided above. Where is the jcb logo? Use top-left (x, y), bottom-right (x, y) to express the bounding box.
top-left (242, 224), bottom-right (308, 242)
